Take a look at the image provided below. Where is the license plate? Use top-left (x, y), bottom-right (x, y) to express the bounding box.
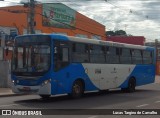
top-left (23, 87), bottom-right (31, 91)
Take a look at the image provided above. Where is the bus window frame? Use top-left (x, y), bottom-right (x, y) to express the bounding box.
top-left (71, 42), bottom-right (90, 63)
top-left (119, 48), bottom-right (132, 64)
top-left (53, 40), bottom-right (70, 72)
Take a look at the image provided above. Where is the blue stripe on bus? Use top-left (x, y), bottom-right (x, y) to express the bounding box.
top-left (51, 63), bottom-right (98, 95)
top-left (50, 34), bottom-right (69, 41)
top-left (119, 65), bottom-right (155, 89)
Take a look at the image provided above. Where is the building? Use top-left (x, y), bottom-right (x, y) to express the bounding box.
top-left (107, 36), bottom-right (145, 46)
top-left (0, 3), bottom-right (106, 61)
top-left (0, 3), bottom-right (105, 40)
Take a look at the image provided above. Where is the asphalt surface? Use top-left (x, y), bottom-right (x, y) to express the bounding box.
top-left (0, 76), bottom-right (159, 118)
top-left (0, 82), bottom-right (160, 118)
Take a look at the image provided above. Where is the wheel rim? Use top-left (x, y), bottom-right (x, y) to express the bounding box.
top-left (73, 84), bottom-right (81, 94)
top-left (129, 82), bottom-right (133, 89)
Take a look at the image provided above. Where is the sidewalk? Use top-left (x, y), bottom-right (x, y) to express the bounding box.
top-left (0, 87), bottom-right (29, 97)
top-left (0, 76), bottom-right (160, 97)
top-left (0, 88), bottom-right (16, 97)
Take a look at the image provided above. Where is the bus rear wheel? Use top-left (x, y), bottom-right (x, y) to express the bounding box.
top-left (39, 95), bottom-right (51, 99)
top-left (70, 80), bottom-right (84, 98)
top-left (127, 78), bottom-right (136, 93)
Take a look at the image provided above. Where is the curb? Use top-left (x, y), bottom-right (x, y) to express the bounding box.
top-left (0, 93), bottom-right (28, 97)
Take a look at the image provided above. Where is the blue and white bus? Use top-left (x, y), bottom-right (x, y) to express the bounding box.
top-left (11, 34), bottom-right (156, 98)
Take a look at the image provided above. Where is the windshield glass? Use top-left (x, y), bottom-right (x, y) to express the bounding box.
top-left (12, 45), bottom-right (50, 73)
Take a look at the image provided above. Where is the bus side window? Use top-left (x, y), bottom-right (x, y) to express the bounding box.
top-left (72, 43), bottom-right (89, 63)
top-left (106, 47), bottom-right (119, 64)
top-left (151, 51), bottom-right (154, 64)
top-left (62, 47), bottom-right (69, 62)
top-left (143, 51), bottom-right (153, 64)
top-left (132, 50), bottom-right (143, 64)
top-left (120, 48), bottom-right (132, 64)
top-left (90, 45), bottom-right (105, 63)
top-left (72, 43), bottom-right (76, 52)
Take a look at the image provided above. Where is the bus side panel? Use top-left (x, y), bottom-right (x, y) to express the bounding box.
top-left (82, 63), bottom-right (136, 90)
top-left (51, 63), bottom-right (98, 95)
top-left (119, 65), bottom-right (155, 88)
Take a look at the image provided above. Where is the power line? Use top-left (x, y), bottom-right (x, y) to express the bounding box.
top-left (0, 0), bottom-right (159, 39)
top-left (0, 1), bottom-right (106, 38)
top-left (104, 0), bottom-right (150, 20)
top-left (5, 0), bottom-right (105, 35)
top-left (0, 0), bottom-right (110, 31)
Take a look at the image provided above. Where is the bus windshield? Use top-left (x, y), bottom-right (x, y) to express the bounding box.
top-left (12, 45), bottom-right (50, 73)
top-left (12, 36), bottom-right (51, 74)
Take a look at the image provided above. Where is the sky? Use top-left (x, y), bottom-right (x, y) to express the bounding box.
top-left (0, 0), bottom-right (160, 42)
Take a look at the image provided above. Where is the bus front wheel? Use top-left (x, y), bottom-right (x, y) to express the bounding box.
top-left (70, 80), bottom-right (84, 98)
top-left (127, 78), bottom-right (136, 93)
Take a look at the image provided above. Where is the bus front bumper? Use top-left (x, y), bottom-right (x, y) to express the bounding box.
top-left (11, 83), bottom-right (51, 95)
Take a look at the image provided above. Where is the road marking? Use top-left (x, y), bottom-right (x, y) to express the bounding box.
top-left (136, 104), bottom-right (149, 108)
top-left (155, 101), bottom-right (160, 103)
top-left (0, 104), bottom-right (19, 107)
top-left (88, 116), bottom-right (98, 118)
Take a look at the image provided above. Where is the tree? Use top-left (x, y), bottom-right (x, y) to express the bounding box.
top-left (106, 31), bottom-right (115, 36)
top-left (106, 30), bottom-right (127, 36)
top-left (115, 30), bottom-right (127, 36)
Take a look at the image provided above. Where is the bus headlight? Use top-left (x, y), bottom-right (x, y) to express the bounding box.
top-left (12, 80), bottom-right (17, 85)
top-left (42, 79), bottom-right (51, 86)
top-left (12, 80), bottom-right (15, 83)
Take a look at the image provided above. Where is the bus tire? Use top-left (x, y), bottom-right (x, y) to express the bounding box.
top-left (70, 80), bottom-right (84, 98)
top-left (39, 95), bottom-right (51, 99)
top-left (127, 78), bottom-right (136, 93)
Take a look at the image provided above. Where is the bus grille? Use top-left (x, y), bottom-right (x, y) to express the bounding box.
top-left (16, 76), bottom-right (41, 80)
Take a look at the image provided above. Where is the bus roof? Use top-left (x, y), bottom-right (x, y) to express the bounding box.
top-left (16, 34), bottom-right (154, 51)
top-left (67, 36), bottom-right (154, 51)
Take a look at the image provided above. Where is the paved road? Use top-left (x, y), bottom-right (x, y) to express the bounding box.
top-left (0, 83), bottom-right (160, 118)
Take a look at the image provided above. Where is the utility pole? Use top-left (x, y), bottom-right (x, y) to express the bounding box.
top-left (0, 31), bottom-right (5, 60)
top-left (29, 0), bottom-right (35, 34)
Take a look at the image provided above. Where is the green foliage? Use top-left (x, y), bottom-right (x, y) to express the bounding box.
top-left (106, 30), bottom-right (128, 36)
